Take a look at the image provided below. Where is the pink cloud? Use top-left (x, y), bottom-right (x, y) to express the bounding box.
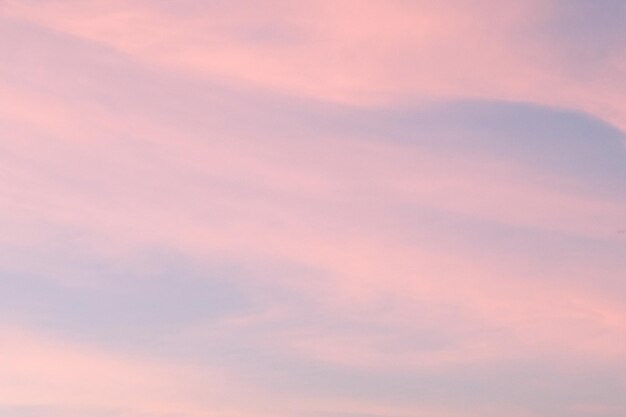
top-left (4, 0), bottom-right (625, 130)
top-left (1, 2), bottom-right (626, 415)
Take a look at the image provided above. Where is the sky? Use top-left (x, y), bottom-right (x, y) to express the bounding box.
top-left (1, 1), bottom-right (625, 416)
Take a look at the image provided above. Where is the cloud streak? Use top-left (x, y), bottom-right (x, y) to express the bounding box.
top-left (1, 1), bottom-right (625, 417)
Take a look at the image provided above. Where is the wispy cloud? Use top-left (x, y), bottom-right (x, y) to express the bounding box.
top-left (1, 1), bottom-right (625, 417)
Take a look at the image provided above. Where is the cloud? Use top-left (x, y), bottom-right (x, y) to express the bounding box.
top-left (1, 2), bottom-right (626, 416)
top-left (4, 0), bottom-right (625, 130)
top-left (0, 327), bottom-right (222, 417)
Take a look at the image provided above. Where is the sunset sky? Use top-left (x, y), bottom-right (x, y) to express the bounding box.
top-left (1, 1), bottom-right (626, 416)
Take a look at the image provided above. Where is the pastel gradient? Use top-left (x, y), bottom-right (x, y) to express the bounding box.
top-left (1, 1), bottom-right (625, 417)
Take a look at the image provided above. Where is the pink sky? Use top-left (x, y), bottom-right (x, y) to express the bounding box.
top-left (1, 1), bottom-right (626, 417)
